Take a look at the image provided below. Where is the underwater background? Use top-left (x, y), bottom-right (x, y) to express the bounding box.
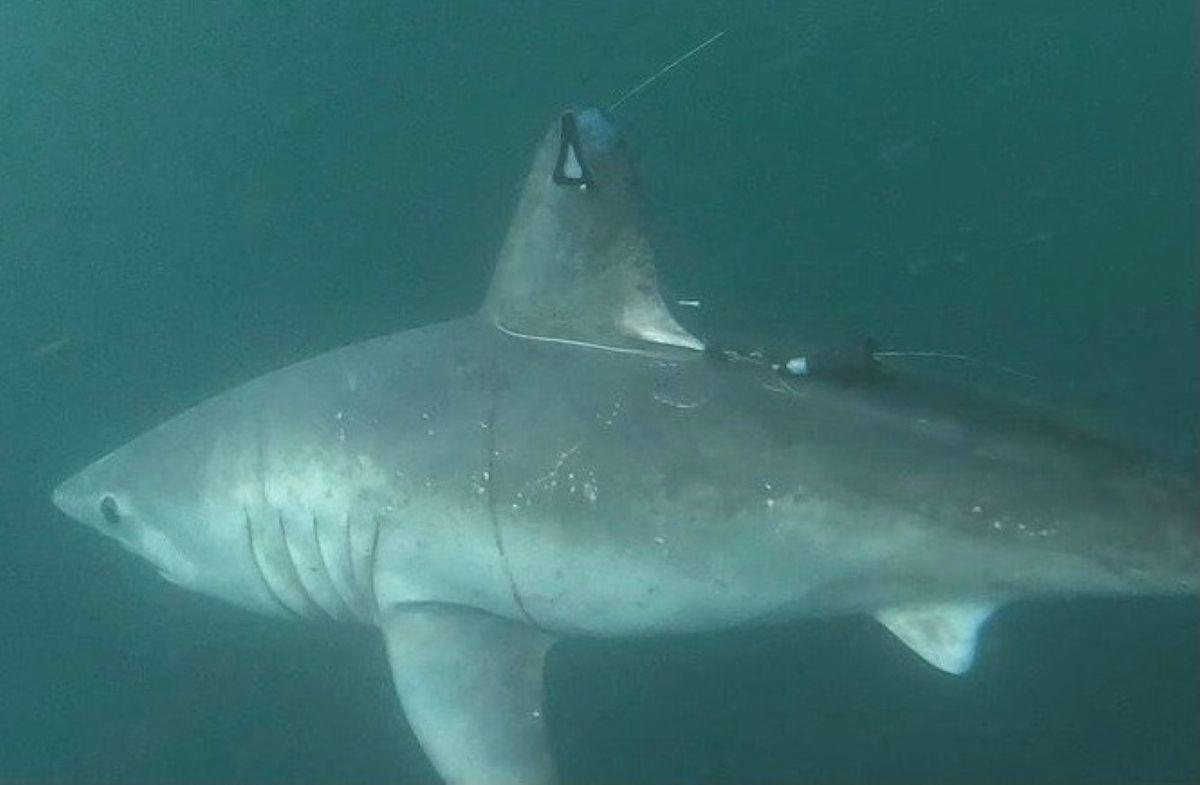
top-left (1, 2), bottom-right (1196, 783)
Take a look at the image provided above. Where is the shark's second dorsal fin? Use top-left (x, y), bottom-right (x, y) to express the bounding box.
top-left (484, 109), bottom-right (703, 355)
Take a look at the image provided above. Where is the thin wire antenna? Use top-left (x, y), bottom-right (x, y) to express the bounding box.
top-left (874, 350), bottom-right (1038, 382)
top-left (608, 30), bottom-right (726, 112)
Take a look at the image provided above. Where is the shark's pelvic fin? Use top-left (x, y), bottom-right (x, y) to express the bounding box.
top-left (874, 602), bottom-right (998, 675)
top-left (484, 109), bottom-right (703, 355)
top-left (380, 605), bottom-right (558, 785)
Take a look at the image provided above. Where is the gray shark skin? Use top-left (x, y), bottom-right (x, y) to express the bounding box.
top-left (53, 107), bottom-right (1199, 785)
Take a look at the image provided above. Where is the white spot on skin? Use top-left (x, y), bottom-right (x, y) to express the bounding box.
top-left (531, 443), bottom-right (581, 490)
top-left (652, 392), bottom-right (701, 410)
top-left (598, 398), bottom-right (624, 427)
top-left (971, 505), bottom-right (983, 514)
top-left (653, 536), bottom-right (667, 545)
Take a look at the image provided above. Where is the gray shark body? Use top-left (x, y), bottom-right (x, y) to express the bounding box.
top-left (53, 108), bottom-right (1199, 784)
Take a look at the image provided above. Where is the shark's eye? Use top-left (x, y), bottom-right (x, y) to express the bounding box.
top-left (99, 495), bottom-right (121, 527)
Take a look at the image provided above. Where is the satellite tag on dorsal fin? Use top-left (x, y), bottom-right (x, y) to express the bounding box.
top-left (483, 108), bottom-right (704, 355)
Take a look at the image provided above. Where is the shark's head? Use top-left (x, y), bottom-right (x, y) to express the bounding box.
top-left (51, 419), bottom-right (282, 617)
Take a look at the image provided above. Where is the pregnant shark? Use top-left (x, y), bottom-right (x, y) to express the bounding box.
top-left (52, 106), bottom-right (1199, 784)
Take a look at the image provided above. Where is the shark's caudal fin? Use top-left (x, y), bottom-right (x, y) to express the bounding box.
top-left (483, 109), bottom-right (704, 355)
top-left (875, 602), bottom-right (998, 675)
top-left (380, 605), bottom-right (559, 785)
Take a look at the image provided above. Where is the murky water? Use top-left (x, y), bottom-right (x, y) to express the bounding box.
top-left (2, 2), bottom-right (1195, 782)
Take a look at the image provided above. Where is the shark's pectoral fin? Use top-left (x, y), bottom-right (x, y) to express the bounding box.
top-left (379, 604), bottom-right (558, 785)
top-left (874, 602), bottom-right (997, 675)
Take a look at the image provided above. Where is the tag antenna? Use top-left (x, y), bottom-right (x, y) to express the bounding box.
top-left (608, 30), bottom-right (726, 112)
top-left (874, 351), bottom-right (1037, 381)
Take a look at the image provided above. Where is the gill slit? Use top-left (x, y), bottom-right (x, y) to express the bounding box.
top-left (276, 510), bottom-right (332, 620)
top-left (345, 511), bottom-right (368, 609)
top-left (485, 383), bottom-right (538, 627)
top-left (245, 507), bottom-right (300, 618)
top-left (366, 513), bottom-right (383, 622)
top-left (311, 512), bottom-right (354, 620)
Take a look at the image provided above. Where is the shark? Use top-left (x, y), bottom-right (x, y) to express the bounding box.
top-left (52, 106), bottom-right (1199, 784)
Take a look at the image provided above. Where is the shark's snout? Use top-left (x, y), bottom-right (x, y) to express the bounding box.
top-left (52, 473), bottom-right (88, 523)
top-left (52, 463), bottom-right (114, 532)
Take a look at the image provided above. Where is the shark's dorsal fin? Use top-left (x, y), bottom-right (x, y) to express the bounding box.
top-left (380, 605), bottom-right (558, 785)
top-left (484, 109), bottom-right (703, 355)
top-left (875, 602), bottom-right (997, 675)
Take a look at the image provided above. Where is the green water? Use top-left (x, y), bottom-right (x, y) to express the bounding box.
top-left (1, 2), bottom-right (1195, 783)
